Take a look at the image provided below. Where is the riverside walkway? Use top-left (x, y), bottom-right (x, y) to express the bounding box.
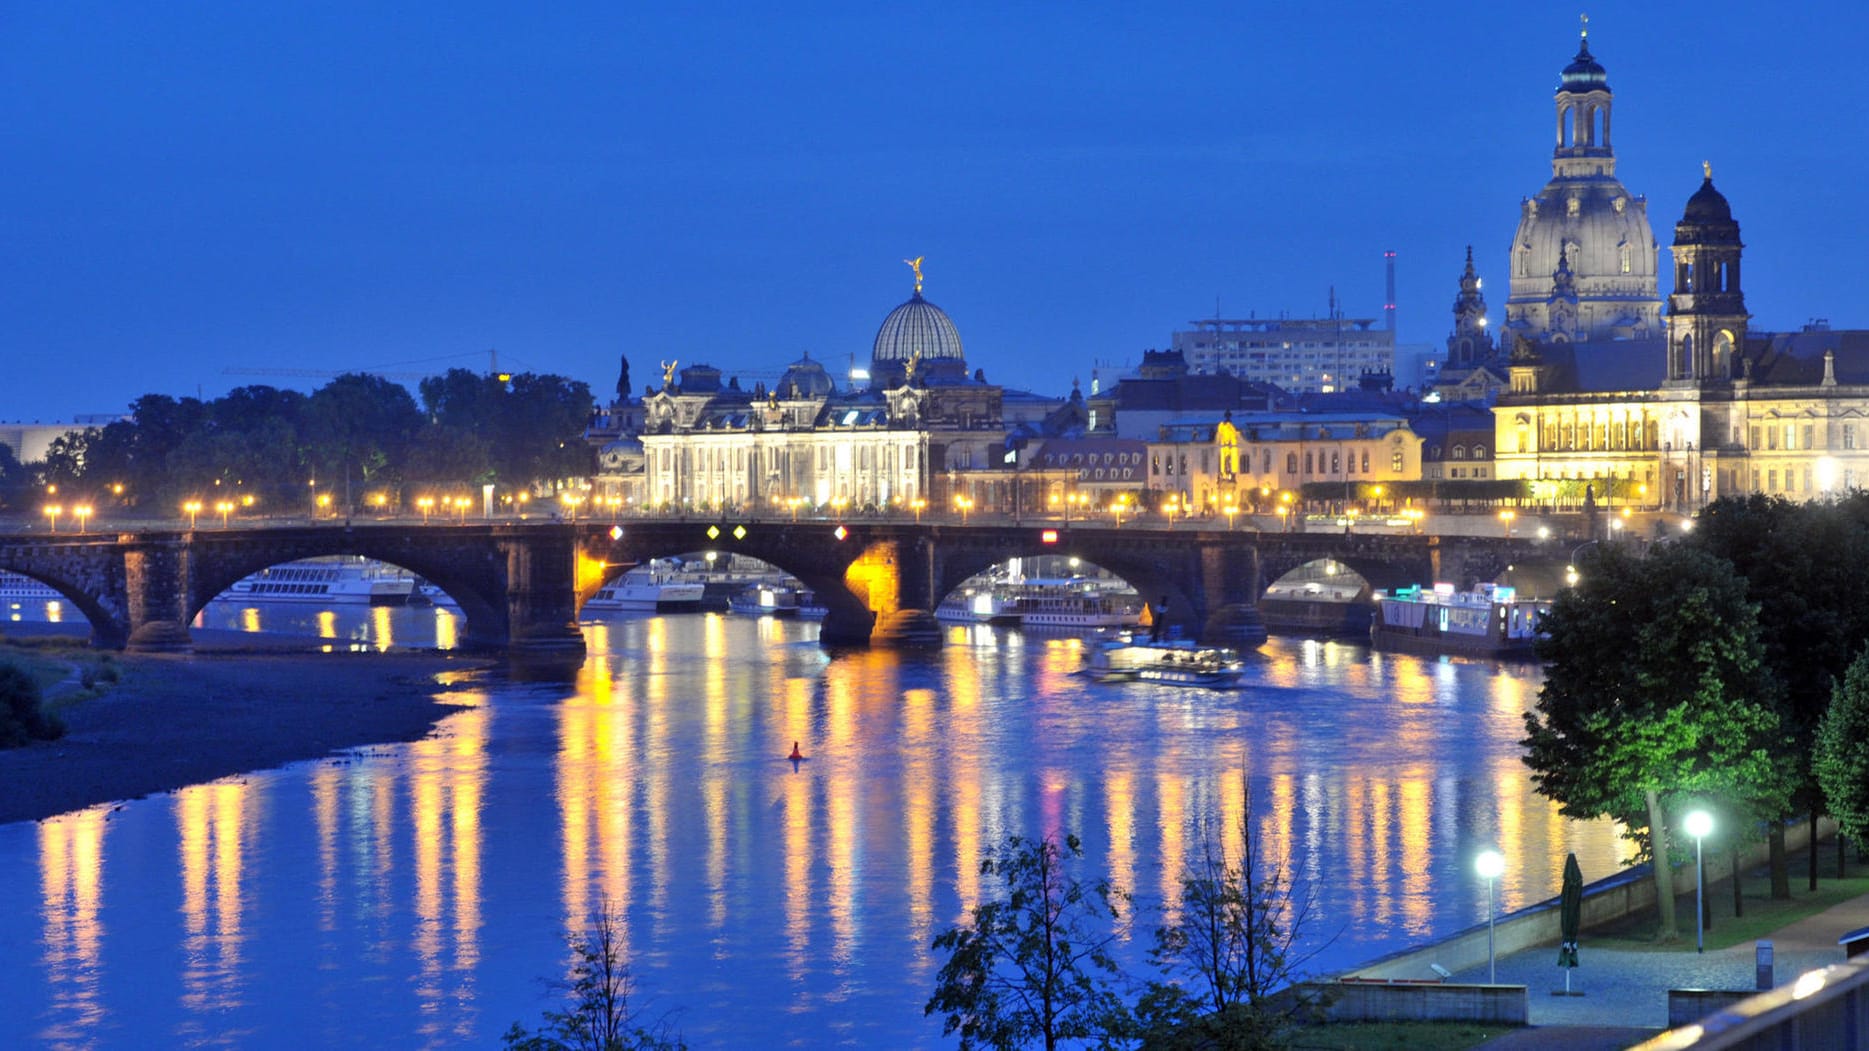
top-left (1455, 886), bottom-right (1869, 1048)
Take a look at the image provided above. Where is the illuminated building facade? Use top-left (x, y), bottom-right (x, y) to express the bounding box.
top-left (1494, 172), bottom-right (1869, 511)
top-left (1147, 411), bottom-right (1423, 511)
top-left (635, 267), bottom-right (1052, 513)
top-left (1171, 315), bottom-right (1394, 394)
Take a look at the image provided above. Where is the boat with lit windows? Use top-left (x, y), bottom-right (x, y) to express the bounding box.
top-left (1017, 577), bottom-right (1142, 629)
top-left (1370, 582), bottom-right (1549, 658)
top-left (935, 585), bottom-right (1023, 625)
top-left (583, 559), bottom-right (707, 613)
top-left (1, 571), bottom-right (60, 603)
top-left (729, 583), bottom-right (804, 617)
top-left (225, 557), bottom-right (416, 605)
top-left (1086, 634), bottom-right (1245, 688)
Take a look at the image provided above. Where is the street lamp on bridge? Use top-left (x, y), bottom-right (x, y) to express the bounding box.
top-left (43, 504), bottom-right (62, 532)
top-left (215, 500), bottom-right (235, 529)
top-left (74, 504), bottom-right (93, 533)
top-left (183, 500), bottom-right (203, 529)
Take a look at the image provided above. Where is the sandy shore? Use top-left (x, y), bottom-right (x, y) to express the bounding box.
top-left (0, 638), bottom-right (491, 826)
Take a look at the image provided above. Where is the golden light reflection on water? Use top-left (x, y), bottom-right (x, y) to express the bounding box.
top-left (38, 806), bottom-right (109, 1041)
top-left (434, 606), bottom-right (458, 650)
top-left (177, 780), bottom-right (254, 1021)
top-left (408, 701), bottom-right (489, 1041)
top-left (371, 605), bottom-right (395, 651)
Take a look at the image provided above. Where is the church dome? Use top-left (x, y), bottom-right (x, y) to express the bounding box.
top-left (872, 290), bottom-right (965, 365)
top-left (1559, 38), bottom-right (1609, 93)
top-left (1682, 176), bottom-right (1734, 224)
top-left (776, 353), bottom-right (835, 399)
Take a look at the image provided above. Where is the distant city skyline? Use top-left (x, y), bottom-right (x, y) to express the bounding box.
top-left (4, 1), bottom-right (1865, 420)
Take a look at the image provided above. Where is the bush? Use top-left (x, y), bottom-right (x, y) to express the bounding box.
top-left (0, 658), bottom-right (64, 747)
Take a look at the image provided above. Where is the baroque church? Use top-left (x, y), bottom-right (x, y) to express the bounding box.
top-left (1479, 27), bottom-right (1869, 513)
top-left (588, 262), bottom-right (1070, 512)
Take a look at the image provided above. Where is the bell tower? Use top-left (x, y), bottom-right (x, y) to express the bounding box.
top-left (1665, 165), bottom-right (1747, 386)
top-left (1446, 246), bottom-right (1493, 366)
top-left (1554, 16), bottom-right (1614, 179)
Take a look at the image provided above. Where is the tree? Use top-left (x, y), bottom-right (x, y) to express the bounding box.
top-left (1817, 648), bottom-right (1869, 848)
top-left (0, 658), bottom-right (63, 748)
top-left (1137, 783), bottom-right (1325, 1050)
top-left (1523, 542), bottom-right (1792, 941)
top-left (502, 903), bottom-right (684, 1051)
top-left (926, 833), bottom-right (1131, 1051)
top-left (303, 374), bottom-right (424, 505)
top-left (1691, 494), bottom-right (1869, 893)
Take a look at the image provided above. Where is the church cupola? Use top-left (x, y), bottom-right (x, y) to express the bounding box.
top-left (1553, 16), bottom-right (1614, 179)
top-left (1665, 164), bottom-right (1748, 385)
top-left (1446, 246), bottom-right (1494, 365)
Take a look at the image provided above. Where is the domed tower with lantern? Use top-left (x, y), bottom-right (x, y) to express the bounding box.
top-left (1503, 20), bottom-right (1662, 345)
top-left (1664, 165), bottom-right (1748, 386)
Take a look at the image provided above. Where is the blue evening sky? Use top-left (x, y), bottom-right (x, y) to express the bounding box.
top-left (3, 1), bottom-right (1863, 421)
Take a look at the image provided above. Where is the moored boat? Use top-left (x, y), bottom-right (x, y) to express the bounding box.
top-left (1370, 582), bottom-right (1548, 658)
top-left (584, 559), bottom-right (707, 613)
top-left (224, 557), bottom-right (416, 606)
top-left (729, 584), bottom-right (803, 617)
top-left (1017, 577), bottom-right (1142, 629)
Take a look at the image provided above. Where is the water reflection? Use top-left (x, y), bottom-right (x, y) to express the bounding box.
top-left (38, 806), bottom-right (109, 1048)
top-left (2, 621), bottom-right (1630, 1048)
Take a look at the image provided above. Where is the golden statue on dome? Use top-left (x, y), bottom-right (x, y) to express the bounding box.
top-left (903, 256), bottom-right (925, 294)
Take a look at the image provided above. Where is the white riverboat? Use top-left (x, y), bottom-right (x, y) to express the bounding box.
top-left (1086, 635), bottom-right (1245, 688)
top-left (225, 557), bottom-right (416, 606)
top-left (584, 559), bottom-right (707, 613)
top-left (1017, 577), bottom-right (1142, 629)
top-left (1, 570), bottom-right (60, 603)
top-left (934, 586), bottom-right (1023, 625)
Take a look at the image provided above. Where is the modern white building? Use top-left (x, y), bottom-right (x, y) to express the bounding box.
top-left (1171, 315), bottom-right (1394, 393)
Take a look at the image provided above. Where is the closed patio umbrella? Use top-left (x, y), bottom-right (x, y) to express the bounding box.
top-left (1557, 852), bottom-right (1583, 995)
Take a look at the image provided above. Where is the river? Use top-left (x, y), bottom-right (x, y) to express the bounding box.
top-left (0, 599), bottom-right (1627, 1048)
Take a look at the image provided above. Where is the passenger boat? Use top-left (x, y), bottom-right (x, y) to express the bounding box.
top-left (1370, 582), bottom-right (1548, 658)
top-left (1086, 634), bottom-right (1245, 688)
top-left (224, 557), bottom-right (416, 605)
top-left (1, 570), bottom-right (60, 603)
top-left (583, 559), bottom-right (707, 612)
top-left (1017, 577), bottom-right (1142, 629)
top-left (729, 583), bottom-right (803, 617)
top-left (934, 586), bottom-right (1022, 625)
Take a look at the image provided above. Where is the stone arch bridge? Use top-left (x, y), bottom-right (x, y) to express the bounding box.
top-left (0, 522), bottom-right (1552, 653)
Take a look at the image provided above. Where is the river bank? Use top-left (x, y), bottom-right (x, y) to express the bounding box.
top-left (0, 636), bottom-right (488, 825)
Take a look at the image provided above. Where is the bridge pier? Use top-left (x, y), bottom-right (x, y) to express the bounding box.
top-left (832, 534), bottom-right (941, 647)
top-left (496, 532), bottom-right (587, 659)
top-left (124, 539), bottom-right (193, 652)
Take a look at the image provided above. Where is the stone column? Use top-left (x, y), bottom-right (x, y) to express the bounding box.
top-left (122, 539), bottom-right (193, 652)
top-left (1199, 537), bottom-right (1268, 647)
top-left (500, 530), bottom-right (587, 658)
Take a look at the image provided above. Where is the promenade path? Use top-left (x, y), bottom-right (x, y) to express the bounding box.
top-left (1453, 885), bottom-right (1869, 1049)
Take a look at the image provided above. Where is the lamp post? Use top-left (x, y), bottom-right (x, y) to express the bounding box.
top-left (1476, 849), bottom-right (1505, 983)
top-left (1113, 495), bottom-right (1129, 528)
top-left (74, 504), bottom-right (93, 533)
top-left (955, 495), bottom-right (973, 525)
top-left (183, 500), bottom-right (202, 529)
top-left (417, 496), bottom-right (434, 523)
top-left (1685, 809), bottom-right (1713, 953)
top-left (43, 504), bottom-right (62, 532)
top-left (1224, 502), bottom-right (1239, 530)
top-left (911, 497), bottom-right (925, 524)
top-left (1498, 509), bottom-right (1517, 538)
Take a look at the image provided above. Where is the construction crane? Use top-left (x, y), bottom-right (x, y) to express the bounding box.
top-left (222, 349), bottom-right (513, 385)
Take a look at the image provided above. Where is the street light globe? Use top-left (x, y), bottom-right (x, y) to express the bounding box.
top-left (1684, 810), bottom-right (1714, 840)
top-left (1475, 849), bottom-right (1505, 879)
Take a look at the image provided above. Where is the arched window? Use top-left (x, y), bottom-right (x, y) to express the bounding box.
top-left (1452, 445), bottom-right (1467, 460)
top-left (1474, 445), bottom-right (1487, 459)
top-left (1286, 452), bottom-right (1298, 474)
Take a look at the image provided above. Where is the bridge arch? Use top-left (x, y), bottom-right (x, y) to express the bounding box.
top-left (0, 561), bottom-right (125, 648)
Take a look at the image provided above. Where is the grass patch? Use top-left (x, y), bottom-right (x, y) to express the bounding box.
top-left (1287, 1020), bottom-right (1508, 1050)
top-left (1588, 858), bottom-right (1869, 951)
